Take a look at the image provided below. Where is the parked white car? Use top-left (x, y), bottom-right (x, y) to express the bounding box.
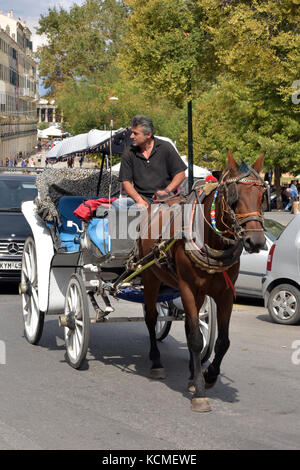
top-left (235, 218), bottom-right (284, 299)
top-left (262, 213), bottom-right (300, 324)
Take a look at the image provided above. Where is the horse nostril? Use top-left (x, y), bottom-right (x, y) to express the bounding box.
top-left (244, 237), bottom-right (253, 250)
top-left (244, 235), bottom-right (265, 253)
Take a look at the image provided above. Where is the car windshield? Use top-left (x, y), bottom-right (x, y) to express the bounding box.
top-left (0, 179), bottom-right (37, 210)
top-left (264, 219), bottom-right (285, 241)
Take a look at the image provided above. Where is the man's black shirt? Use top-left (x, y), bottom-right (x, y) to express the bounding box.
top-left (119, 137), bottom-right (187, 197)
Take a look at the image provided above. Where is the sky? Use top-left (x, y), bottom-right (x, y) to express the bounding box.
top-left (0, 1), bottom-right (83, 49)
top-left (0, 1), bottom-right (84, 94)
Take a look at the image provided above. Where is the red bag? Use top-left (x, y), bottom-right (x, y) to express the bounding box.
top-left (73, 198), bottom-right (117, 221)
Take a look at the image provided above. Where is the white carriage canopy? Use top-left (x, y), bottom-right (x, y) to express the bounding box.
top-left (46, 128), bottom-right (130, 162)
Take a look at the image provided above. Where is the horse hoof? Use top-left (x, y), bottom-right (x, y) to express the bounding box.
top-left (191, 397), bottom-right (212, 413)
top-left (203, 368), bottom-right (218, 389)
top-left (150, 368), bottom-right (166, 380)
top-left (188, 380), bottom-right (195, 393)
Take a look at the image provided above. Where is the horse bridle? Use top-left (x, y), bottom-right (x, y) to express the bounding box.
top-left (220, 167), bottom-right (268, 236)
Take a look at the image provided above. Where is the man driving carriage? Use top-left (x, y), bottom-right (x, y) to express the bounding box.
top-left (112, 115), bottom-right (187, 209)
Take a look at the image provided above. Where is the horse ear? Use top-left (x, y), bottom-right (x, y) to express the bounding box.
top-left (227, 148), bottom-right (238, 171)
top-left (252, 153), bottom-right (265, 173)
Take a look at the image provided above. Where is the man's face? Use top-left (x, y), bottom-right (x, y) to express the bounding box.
top-left (130, 125), bottom-right (151, 147)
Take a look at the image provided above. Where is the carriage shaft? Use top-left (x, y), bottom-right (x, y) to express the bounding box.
top-left (90, 315), bottom-right (181, 323)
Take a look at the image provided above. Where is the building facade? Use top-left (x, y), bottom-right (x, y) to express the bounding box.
top-left (0, 10), bottom-right (38, 165)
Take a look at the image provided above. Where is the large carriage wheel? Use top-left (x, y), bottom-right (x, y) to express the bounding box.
top-left (21, 236), bottom-right (45, 345)
top-left (64, 273), bottom-right (90, 369)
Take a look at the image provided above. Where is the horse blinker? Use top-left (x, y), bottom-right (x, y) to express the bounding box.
top-left (227, 182), bottom-right (238, 207)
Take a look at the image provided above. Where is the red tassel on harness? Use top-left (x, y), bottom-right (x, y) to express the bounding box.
top-left (222, 268), bottom-right (236, 299)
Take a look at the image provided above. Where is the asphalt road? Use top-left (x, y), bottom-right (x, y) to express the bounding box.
top-left (0, 282), bottom-right (299, 450)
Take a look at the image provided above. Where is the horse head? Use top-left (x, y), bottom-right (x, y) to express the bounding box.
top-left (221, 150), bottom-right (267, 254)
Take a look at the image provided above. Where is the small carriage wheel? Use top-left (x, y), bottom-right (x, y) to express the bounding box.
top-left (199, 296), bottom-right (217, 364)
top-left (64, 273), bottom-right (90, 369)
top-left (21, 236), bottom-right (45, 345)
top-left (142, 302), bottom-right (173, 341)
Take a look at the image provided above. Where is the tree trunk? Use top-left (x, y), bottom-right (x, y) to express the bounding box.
top-left (274, 167), bottom-right (282, 209)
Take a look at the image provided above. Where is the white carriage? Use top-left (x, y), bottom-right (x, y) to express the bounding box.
top-left (20, 168), bottom-right (216, 369)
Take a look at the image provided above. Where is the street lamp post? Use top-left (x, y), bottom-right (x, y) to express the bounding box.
top-left (187, 100), bottom-right (194, 193)
top-left (108, 96), bottom-right (119, 204)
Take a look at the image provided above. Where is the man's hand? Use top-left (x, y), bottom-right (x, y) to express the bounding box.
top-left (136, 197), bottom-right (149, 209)
top-left (155, 189), bottom-right (169, 197)
top-left (153, 189), bottom-right (172, 200)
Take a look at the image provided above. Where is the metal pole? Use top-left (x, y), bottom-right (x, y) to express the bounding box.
top-left (187, 100), bottom-right (194, 192)
top-left (108, 119), bottom-right (113, 204)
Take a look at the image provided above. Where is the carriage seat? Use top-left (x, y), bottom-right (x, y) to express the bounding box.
top-left (57, 196), bottom-right (101, 252)
top-left (87, 208), bottom-right (142, 264)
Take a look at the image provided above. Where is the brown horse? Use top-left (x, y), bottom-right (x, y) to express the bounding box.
top-left (140, 151), bottom-right (267, 412)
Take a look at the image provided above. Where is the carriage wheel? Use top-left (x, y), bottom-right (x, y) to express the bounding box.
top-left (156, 295), bottom-right (216, 362)
top-left (199, 296), bottom-right (217, 364)
top-left (21, 236), bottom-right (45, 345)
top-left (64, 273), bottom-right (90, 369)
top-left (142, 301), bottom-right (173, 341)
top-left (155, 301), bottom-right (173, 341)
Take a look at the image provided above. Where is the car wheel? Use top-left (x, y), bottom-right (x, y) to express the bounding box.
top-left (268, 284), bottom-right (300, 325)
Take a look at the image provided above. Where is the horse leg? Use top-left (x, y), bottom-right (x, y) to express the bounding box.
top-left (185, 320), bottom-right (194, 389)
top-left (204, 294), bottom-right (232, 388)
top-left (186, 292), bottom-right (206, 392)
top-left (182, 286), bottom-right (211, 412)
top-left (143, 274), bottom-right (166, 380)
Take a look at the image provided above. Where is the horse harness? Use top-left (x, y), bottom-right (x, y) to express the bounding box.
top-left (184, 167), bottom-right (268, 274)
top-left (110, 167), bottom-right (267, 291)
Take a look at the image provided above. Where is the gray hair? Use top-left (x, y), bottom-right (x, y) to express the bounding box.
top-left (130, 115), bottom-right (154, 136)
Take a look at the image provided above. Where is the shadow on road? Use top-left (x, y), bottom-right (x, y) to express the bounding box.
top-left (0, 282), bottom-right (19, 295)
top-left (37, 318), bottom-right (239, 405)
top-left (235, 296), bottom-right (264, 307)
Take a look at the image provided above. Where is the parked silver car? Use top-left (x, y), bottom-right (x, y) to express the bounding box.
top-left (236, 219), bottom-right (285, 298)
top-left (262, 213), bottom-right (300, 325)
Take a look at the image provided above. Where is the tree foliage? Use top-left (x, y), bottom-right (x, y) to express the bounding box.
top-left (188, 78), bottom-right (300, 175)
top-left (119, 0), bottom-right (216, 107)
top-left (36, 0), bottom-right (129, 91)
top-left (37, 0), bottom-right (300, 188)
top-left (120, 0), bottom-right (300, 160)
top-left (56, 69), bottom-right (186, 144)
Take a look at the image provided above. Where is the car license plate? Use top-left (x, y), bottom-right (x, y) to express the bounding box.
top-left (0, 261), bottom-right (22, 270)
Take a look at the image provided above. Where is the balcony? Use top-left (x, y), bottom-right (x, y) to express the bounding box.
top-left (19, 88), bottom-right (37, 101)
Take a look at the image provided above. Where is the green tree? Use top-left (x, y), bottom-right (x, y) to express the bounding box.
top-left (36, 0), bottom-right (186, 149)
top-left (120, 0), bottom-right (216, 107)
top-left (191, 78), bottom-right (300, 173)
top-left (36, 0), bottom-right (129, 92)
top-left (121, 0), bottom-right (300, 173)
top-left (195, 0), bottom-right (300, 206)
top-left (57, 68), bottom-right (186, 147)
